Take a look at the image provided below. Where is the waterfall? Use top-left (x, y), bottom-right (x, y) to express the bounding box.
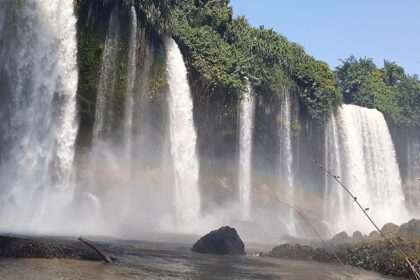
top-left (87, 7), bottom-right (135, 231)
top-left (165, 38), bottom-right (201, 226)
top-left (324, 104), bottom-right (408, 233)
top-left (0, 0), bottom-right (78, 231)
top-left (407, 140), bottom-right (420, 183)
top-left (93, 9), bottom-right (120, 142)
top-left (238, 83), bottom-right (255, 220)
top-left (279, 92), bottom-right (296, 234)
top-left (80, 7), bottom-right (173, 235)
top-left (124, 7), bottom-right (138, 160)
top-left (406, 139), bottom-right (420, 213)
top-left (323, 111), bottom-right (347, 231)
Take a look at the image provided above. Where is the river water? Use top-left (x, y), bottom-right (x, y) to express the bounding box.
top-left (0, 240), bottom-right (400, 280)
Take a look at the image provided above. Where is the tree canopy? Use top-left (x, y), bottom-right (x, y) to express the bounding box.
top-left (336, 56), bottom-right (420, 126)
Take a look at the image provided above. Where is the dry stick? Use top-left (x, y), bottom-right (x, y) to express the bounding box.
top-left (275, 198), bottom-right (360, 280)
top-left (79, 236), bottom-right (112, 263)
top-left (309, 158), bottom-right (420, 279)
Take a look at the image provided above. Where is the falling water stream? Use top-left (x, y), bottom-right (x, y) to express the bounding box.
top-left (323, 111), bottom-right (347, 231)
top-left (278, 92), bottom-right (296, 235)
top-left (124, 6), bottom-right (139, 160)
top-left (165, 38), bottom-right (201, 227)
top-left (238, 83), bottom-right (255, 220)
top-left (324, 104), bottom-right (408, 233)
top-left (93, 8), bottom-right (120, 142)
top-left (0, 0), bottom-right (78, 232)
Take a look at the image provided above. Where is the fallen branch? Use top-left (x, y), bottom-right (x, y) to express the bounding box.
top-left (78, 236), bottom-right (112, 263)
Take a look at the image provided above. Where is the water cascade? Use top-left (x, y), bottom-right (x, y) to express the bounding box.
top-left (93, 9), bottom-right (121, 141)
top-left (165, 38), bottom-right (201, 227)
top-left (80, 8), bottom-right (174, 236)
top-left (323, 111), bottom-right (347, 231)
top-left (0, 0), bottom-right (78, 231)
top-left (124, 6), bottom-right (138, 160)
top-left (323, 104), bottom-right (408, 233)
top-left (82, 7), bottom-right (135, 233)
top-left (238, 83), bottom-right (255, 220)
top-left (278, 92), bottom-right (296, 234)
top-left (406, 139), bottom-right (420, 213)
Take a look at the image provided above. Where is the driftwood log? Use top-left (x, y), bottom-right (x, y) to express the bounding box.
top-left (78, 236), bottom-right (112, 263)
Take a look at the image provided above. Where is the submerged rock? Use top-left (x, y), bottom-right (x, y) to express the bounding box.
top-left (191, 226), bottom-right (245, 255)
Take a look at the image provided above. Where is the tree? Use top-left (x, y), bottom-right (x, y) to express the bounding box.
top-left (336, 56), bottom-right (420, 126)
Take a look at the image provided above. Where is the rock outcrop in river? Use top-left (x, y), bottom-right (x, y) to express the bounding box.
top-left (191, 226), bottom-right (246, 255)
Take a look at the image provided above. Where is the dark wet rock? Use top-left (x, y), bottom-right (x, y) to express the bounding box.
top-left (0, 235), bottom-right (102, 261)
top-left (191, 226), bottom-right (245, 255)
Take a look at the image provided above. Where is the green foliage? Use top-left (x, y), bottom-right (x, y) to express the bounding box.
top-left (176, 24), bottom-right (245, 91)
top-left (171, 1), bottom-right (245, 93)
top-left (394, 74), bottom-right (420, 125)
top-left (292, 56), bottom-right (340, 118)
top-left (191, 0), bottom-right (233, 34)
top-left (336, 56), bottom-right (378, 107)
top-left (382, 60), bottom-right (405, 86)
top-left (170, 1), bottom-right (340, 118)
top-left (336, 56), bottom-right (420, 126)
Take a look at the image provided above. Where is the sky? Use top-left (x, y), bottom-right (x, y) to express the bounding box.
top-left (230, 0), bottom-right (420, 76)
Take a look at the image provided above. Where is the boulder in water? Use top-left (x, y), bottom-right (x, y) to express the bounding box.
top-left (191, 226), bottom-right (245, 255)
